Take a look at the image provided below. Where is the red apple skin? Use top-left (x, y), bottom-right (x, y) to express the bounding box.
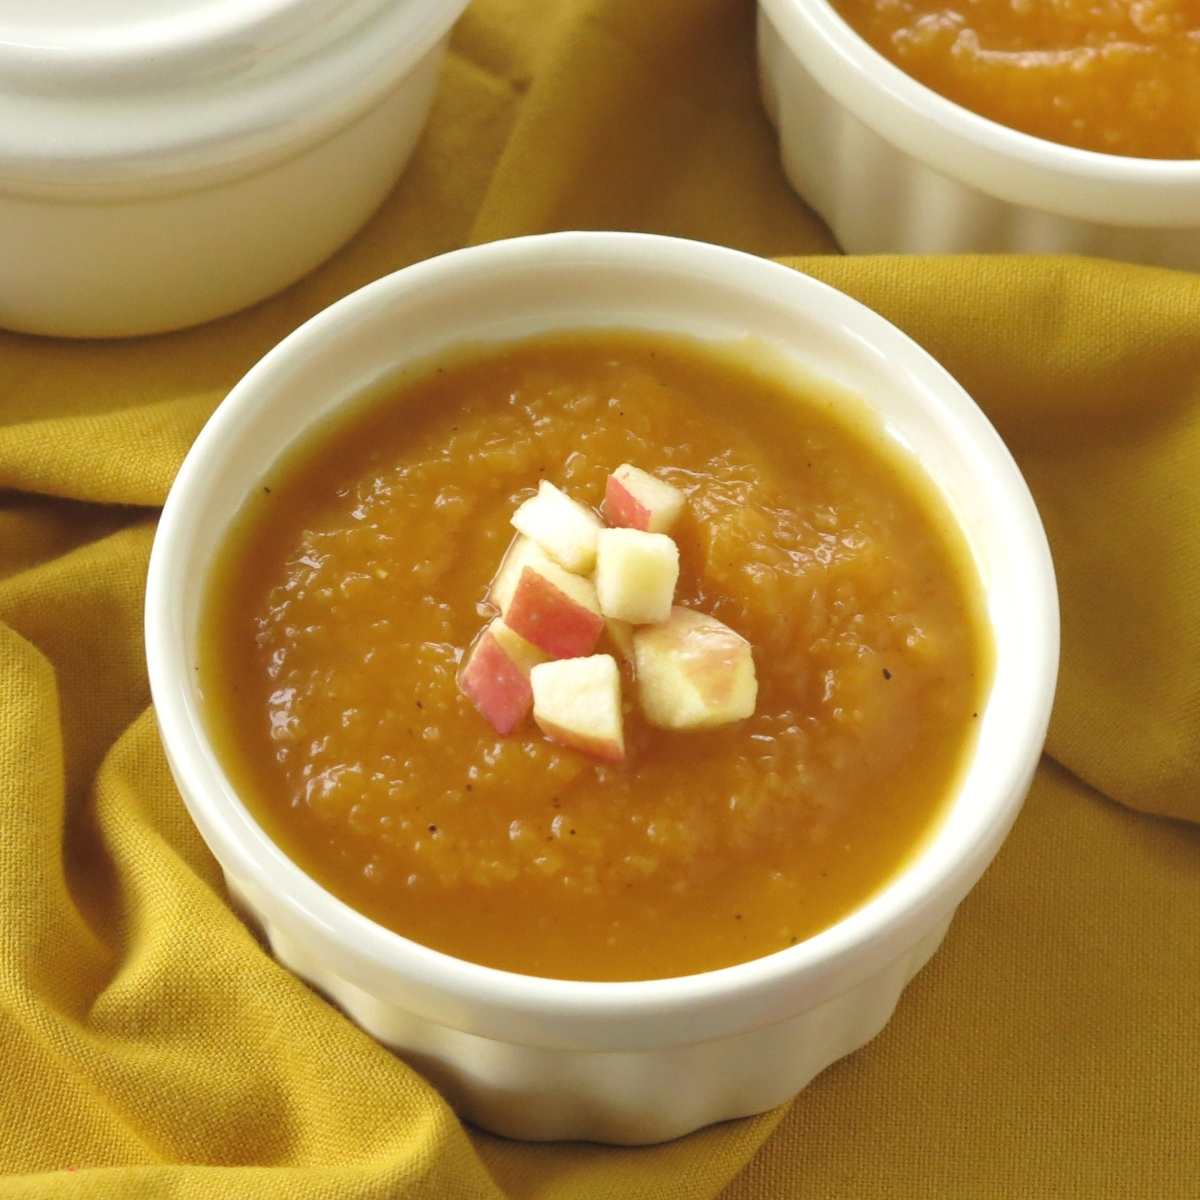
top-left (534, 716), bottom-right (625, 763)
top-left (459, 631), bottom-right (534, 734)
top-left (505, 567), bottom-right (604, 659)
top-left (603, 475), bottom-right (652, 531)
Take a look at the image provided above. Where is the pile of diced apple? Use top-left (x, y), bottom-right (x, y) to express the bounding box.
top-left (458, 464), bottom-right (757, 761)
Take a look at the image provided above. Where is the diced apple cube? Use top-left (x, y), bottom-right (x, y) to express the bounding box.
top-left (459, 618), bottom-right (547, 734)
top-left (604, 465), bottom-right (685, 534)
top-left (488, 536), bottom-right (555, 614)
top-left (605, 617), bottom-right (636, 665)
top-left (594, 528), bottom-right (679, 625)
top-left (531, 654), bottom-right (625, 762)
top-left (501, 556), bottom-right (604, 660)
top-left (633, 606), bottom-right (757, 730)
top-left (511, 480), bottom-right (603, 573)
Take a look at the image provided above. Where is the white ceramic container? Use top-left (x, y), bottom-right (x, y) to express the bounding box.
top-left (0, 0), bottom-right (470, 339)
top-left (758, 1), bottom-right (1200, 269)
top-left (145, 232), bottom-right (1059, 1144)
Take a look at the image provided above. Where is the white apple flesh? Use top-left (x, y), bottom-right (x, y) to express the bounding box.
top-left (594, 527), bottom-right (679, 625)
top-left (531, 654), bottom-right (625, 762)
top-left (511, 479), bottom-right (603, 573)
top-left (633, 606), bottom-right (757, 730)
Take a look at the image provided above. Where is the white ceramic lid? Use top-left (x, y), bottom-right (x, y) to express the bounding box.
top-left (0, 0), bottom-right (460, 196)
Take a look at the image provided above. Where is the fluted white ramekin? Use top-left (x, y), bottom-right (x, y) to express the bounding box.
top-left (145, 233), bottom-right (1058, 1144)
top-left (0, 0), bottom-right (469, 339)
top-left (758, 1), bottom-right (1200, 268)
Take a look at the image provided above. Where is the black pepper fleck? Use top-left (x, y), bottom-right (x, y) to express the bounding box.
top-left (427, 824), bottom-right (437, 833)
top-left (262, 486), bottom-right (272, 495)
top-left (416, 700), bottom-right (423, 709)
top-left (882, 668), bottom-right (892, 680)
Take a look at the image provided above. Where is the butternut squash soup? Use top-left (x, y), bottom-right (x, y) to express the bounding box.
top-left (832, 0), bottom-right (1200, 159)
top-left (200, 332), bottom-right (991, 981)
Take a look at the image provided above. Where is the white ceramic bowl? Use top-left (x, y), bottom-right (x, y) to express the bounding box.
top-left (0, 0), bottom-right (470, 339)
top-left (758, 0), bottom-right (1200, 268)
top-left (145, 232), bottom-right (1058, 1144)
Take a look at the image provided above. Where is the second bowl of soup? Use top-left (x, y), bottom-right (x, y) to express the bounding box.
top-left (758, 0), bottom-right (1200, 268)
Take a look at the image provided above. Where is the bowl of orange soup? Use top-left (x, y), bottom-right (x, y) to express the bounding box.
top-left (145, 232), bottom-right (1058, 1144)
top-left (758, 0), bottom-right (1200, 268)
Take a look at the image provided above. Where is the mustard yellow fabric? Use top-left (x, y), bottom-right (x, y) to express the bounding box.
top-left (1, 1), bottom-right (1197, 1196)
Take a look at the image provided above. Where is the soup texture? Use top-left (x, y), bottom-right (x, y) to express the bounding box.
top-left (201, 332), bottom-right (990, 981)
top-left (832, 0), bottom-right (1200, 159)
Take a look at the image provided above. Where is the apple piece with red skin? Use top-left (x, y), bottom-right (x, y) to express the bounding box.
top-left (603, 465), bottom-right (685, 534)
top-left (488, 536), bottom-right (553, 613)
top-left (495, 561), bottom-right (602, 666)
top-left (459, 618), bottom-right (547, 734)
top-left (489, 535), bottom-right (604, 658)
top-left (505, 565), bottom-right (604, 659)
top-left (511, 479), bottom-right (603, 573)
top-left (633, 606), bottom-right (757, 730)
top-left (594, 527), bottom-right (679, 625)
top-left (531, 654), bottom-right (625, 762)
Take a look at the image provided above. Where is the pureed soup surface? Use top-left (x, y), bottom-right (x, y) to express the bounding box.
top-left (201, 332), bottom-right (991, 981)
top-left (832, 0), bottom-right (1200, 159)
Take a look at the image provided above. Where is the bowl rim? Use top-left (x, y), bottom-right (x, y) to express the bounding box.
top-left (760, 0), bottom-right (1200, 227)
top-left (145, 231), bottom-right (1059, 1049)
